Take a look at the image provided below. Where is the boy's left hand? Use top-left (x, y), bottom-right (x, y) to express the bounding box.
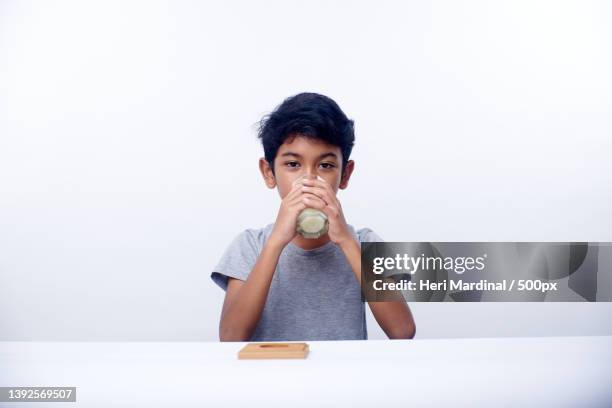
top-left (300, 177), bottom-right (354, 247)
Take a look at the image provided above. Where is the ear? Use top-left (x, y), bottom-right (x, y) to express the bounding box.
top-left (259, 158), bottom-right (277, 189)
top-left (339, 160), bottom-right (355, 190)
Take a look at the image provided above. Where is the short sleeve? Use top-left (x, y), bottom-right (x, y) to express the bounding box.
top-left (357, 227), bottom-right (384, 243)
top-left (210, 229), bottom-right (262, 291)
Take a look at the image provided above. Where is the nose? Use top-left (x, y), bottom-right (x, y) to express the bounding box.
top-left (302, 170), bottom-right (317, 180)
top-left (304, 165), bottom-right (319, 178)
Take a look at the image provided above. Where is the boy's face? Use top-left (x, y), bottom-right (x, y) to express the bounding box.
top-left (259, 135), bottom-right (355, 198)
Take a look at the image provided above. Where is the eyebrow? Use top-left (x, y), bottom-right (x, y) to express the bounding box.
top-left (280, 152), bottom-right (339, 160)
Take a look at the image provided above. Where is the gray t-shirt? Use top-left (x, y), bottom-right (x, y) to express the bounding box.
top-left (211, 223), bottom-right (383, 341)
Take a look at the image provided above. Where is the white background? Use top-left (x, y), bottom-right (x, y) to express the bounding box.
top-left (0, 0), bottom-right (610, 341)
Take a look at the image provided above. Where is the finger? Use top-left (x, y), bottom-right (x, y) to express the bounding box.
top-left (284, 180), bottom-right (307, 202)
top-left (304, 176), bottom-right (334, 194)
top-left (288, 195), bottom-right (307, 209)
top-left (302, 175), bottom-right (329, 186)
top-left (292, 174), bottom-right (313, 189)
top-left (303, 196), bottom-right (340, 221)
top-left (293, 201), bottom-right (307, 211)
top-left (301, 193), bottom-right (327, 209)
top-left (285, 187), bottom-right (302, 202)
top-left (302, 191), bottom-right (325, 204)
top-left (288, 192), bottom-right (310, 208)
top-left (288, 185), bottom-right (323, 205)
top-left (320, 203), bottom-right (340, 219)
top-left (300, 185), bottom-right (331, 206)
top-left (302, 196), bottom-right (325, 210)
top-left (302, 179), bottom-right (340, 207)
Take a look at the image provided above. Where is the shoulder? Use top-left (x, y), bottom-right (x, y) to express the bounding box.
top-left (227, 223), bottom-right (274, 253)
top-left (211, 224), bottom-right (274, 289)
top-left (348, 225), bottom-right (385, 243)
top-left (237, 225), bottom-right (270, 246)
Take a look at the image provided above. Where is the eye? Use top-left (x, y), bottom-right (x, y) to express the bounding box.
top-left (285, 161), bottom-right (300, 168)
top-left (319, 162), bottom-right (336, 170)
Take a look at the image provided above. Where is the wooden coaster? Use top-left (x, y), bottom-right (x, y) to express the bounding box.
top-left (238, 342), bottom-right (309, 359)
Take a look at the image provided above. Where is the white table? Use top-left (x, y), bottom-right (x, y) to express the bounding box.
top-left (1, 336), bottom-right (611, 407)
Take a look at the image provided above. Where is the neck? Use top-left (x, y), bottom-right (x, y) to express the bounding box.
top-left (291, 233), bottom-right (331, 250)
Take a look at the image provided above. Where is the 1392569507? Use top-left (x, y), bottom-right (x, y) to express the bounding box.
top-left (516, 279), bottom-right (558, 293)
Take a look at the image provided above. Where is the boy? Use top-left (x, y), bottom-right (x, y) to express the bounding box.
top-left (211, 93), bottom-right (416, 341)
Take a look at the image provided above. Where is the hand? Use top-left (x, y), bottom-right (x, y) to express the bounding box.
top-left (268, 177), bottom-right (309, 248)
top-left (299, 176), bottom-right (353, 247)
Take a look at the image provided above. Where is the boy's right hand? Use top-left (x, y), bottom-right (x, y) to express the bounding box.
top-left (268, 177), bottom-right (310, 248)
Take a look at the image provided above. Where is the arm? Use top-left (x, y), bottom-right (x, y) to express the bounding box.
top-left (218, 178), bottom-right (309, 341)
top-left (219, 238), bottom-right (284, 341)
top-left (300, 177), bottom-right (416, 339)
top-left (339, 237), bottom-right (416, 339)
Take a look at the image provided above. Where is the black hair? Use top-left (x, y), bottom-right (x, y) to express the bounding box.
top-left (257, 92), bottom-right (355, 175)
